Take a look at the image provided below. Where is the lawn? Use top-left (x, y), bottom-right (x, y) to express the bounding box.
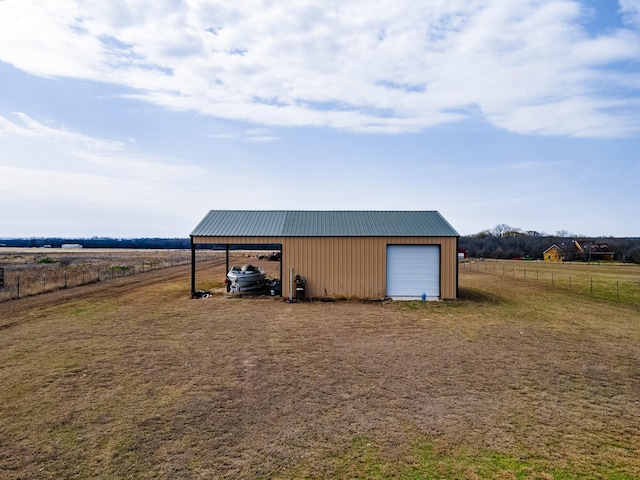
top-left (1, 258), bottom-right (639, 479)
top-left (461, 259), bottom-right (640, 304)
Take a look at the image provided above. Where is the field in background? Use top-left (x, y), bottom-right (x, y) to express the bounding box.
top-left (0, 248), bottom-right (191, 301)
top-left (462, 258), bottom-right (640, 305)
top-left (1, 252), bottom-right (639, 479)
top-left (0, 248), bottom-right (280, 301)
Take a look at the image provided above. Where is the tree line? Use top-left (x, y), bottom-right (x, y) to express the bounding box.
top-left (2, 228), bottom-right (639, 263)
top-left (459, 225), bottom-right (640, 263)
top-left (0, 237), bottom-right (191, 249)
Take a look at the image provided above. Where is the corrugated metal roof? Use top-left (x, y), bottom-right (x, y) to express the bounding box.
top-left (191, 210), bottom-right (459, 237)
top-left (191, 210), bottom-right (287, 237)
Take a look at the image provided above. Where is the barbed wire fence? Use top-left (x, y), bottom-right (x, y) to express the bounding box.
top-left (0, 250), bottom-right (221, 303)
top-left (460, 260), bottom-right (640, 304)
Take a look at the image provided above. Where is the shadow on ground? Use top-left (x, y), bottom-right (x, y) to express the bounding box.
top-left (457, 287), bottom-right (506, 304)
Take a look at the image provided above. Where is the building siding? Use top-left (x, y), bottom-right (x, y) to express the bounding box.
top-left (192, 235), bottom-right (458, 299)
top-left (543, 245), bottom-right (564, 262)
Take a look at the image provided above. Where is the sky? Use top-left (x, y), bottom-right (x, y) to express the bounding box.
top-left (0, 0), bottom-right (639, 238)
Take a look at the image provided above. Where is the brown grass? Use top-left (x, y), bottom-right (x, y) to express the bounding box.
top-left (0, 248), bottom-right (201, 301)
top-left (1, 255), bottom-right (639, 479)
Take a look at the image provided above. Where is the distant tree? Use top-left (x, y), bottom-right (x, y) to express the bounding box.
top-left (458, 229), bottom-right (640, 263)
top-left (624, 246), bottom-right (640, 264)
top-left (504, 229), bottom-right (524, 238)
top-left (492, 224), bottom-right (514, 238)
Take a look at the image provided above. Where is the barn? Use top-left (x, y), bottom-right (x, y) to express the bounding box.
top-left (190, 210), bottom-right (459, 300)
top-left (543, 244), bottom-right (564, 262)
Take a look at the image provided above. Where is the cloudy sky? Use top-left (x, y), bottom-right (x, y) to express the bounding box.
top-left (1, 0), bottom-right (639, 238)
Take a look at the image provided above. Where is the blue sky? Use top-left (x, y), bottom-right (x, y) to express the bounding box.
top-left (1, 0), bottom-right (639, 238)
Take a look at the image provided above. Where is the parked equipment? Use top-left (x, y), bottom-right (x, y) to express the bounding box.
top-left (227, 264), bottom-right (266, 291)
top-left (295, 274), bottom-right (306, 301)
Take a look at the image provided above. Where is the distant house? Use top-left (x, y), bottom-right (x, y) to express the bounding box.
top-left (573, 240), bottom-right (614, 262)
top-left (457, 248), bottom-right (467, 260)
top-left (544, 240), bottom-right (615, 263)
top-left (543, 244), bottom-right (564, 262)
top-left (61, 244), bottom-right (83, 249)
top-left (590, 243), bottom-right (615, 262)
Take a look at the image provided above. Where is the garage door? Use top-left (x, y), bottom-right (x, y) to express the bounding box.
top-left (386, 245), bottom-right (440, 300)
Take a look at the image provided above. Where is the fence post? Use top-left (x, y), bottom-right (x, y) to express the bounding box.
top-left (82, 267), bottom-right (85, 285)
top-left (590, 277), bottom-right (593, 295)
top-left (64, 270), bottom-right (68, 289)
top-left (43, 273), bottom-right (46, 293)
top-left (551, 272), bottom-right (554, 286)
top-left (524, 268), bottom-right (526, 281)
top-left (617, 281), bottom-right (619, 300)
top-left (17, 276), bottom-right (20, 299)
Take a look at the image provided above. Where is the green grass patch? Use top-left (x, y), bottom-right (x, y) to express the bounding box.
top-left (301, 438), bottom-right (640, 480)
top-left (108, 265), bottom-right (133, 273)
top-left (37, 256), bottom-right (58, 264)
top-left (464, 260), bottom-right (640, 306)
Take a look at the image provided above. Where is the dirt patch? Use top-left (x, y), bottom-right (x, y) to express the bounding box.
top-left (1, 258), bottom-right (639, 479)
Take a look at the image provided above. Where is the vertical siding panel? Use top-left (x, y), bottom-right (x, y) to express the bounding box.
top-left (375, 238), bottom-right (383, 298)
top-left (351, 238), bottom-right (356, 297)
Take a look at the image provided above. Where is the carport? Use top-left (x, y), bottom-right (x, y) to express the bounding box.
top-left (190, 242), bottom-right (282, 297)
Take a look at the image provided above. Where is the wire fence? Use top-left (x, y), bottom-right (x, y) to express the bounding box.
top-left (0, 250), bottom-right (221, 303)
top-left (0, 260), bottom-right (181, 303)
top-left (460, 259), bottom-right (640, 305)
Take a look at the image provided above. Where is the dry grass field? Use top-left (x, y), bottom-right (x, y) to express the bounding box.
top-left (0, 248), bottom-right (210, 301)
top-left (1, 254), bottom-right (639, 479)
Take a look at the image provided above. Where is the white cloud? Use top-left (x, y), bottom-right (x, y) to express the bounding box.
top-left (0, 113), bottom-right (197, 180)
top-left (0, 1), bottom-right (639, 137)
top-left (206, 128), bottom-right (281, 143)
top-left (620, 0), bottom-right (640, 27)
top-left (0, 113), bottom-right (224, 236)
top-left (1, 112), bottom-right (124, 152)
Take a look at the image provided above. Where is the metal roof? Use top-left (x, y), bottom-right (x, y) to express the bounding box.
top-left (191, 211), bottom-right (458, 237)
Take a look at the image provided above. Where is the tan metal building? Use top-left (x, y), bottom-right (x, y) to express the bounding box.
top-left (190, 210), bottom-right (459, 300)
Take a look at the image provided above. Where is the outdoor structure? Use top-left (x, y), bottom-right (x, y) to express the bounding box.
top-left (573, 240), bottom-right (615, 262)
top-left (190, 210), bottom-right (459, 300)
top-left (543, 244), bottom-right (564, 262)
top-left (61, 243), bottom-right (83, 249)
top-left (544, 241), bottom-right (616, 263)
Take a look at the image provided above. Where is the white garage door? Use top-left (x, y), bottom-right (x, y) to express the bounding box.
top-left (386, 245), bottom-right (440, 300)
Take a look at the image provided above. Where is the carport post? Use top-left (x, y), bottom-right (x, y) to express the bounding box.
top-left (225, 244), bottom-right (229, 275)
top-left (190, 237), bottom-right (196, 297)
top-left (279, 246), bottom-right (283, 297)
